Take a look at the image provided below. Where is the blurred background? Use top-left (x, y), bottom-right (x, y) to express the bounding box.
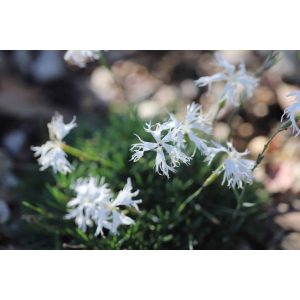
top-left (1, 50), bottom-right (300, 249)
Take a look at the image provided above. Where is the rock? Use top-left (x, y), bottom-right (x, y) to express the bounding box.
top-left (2, 173), bottom-right (18, 188)
top-left (0, 150), bottom-right (13, 176)
top-left (266, 162), bottom-right (300, 193)
top-left (272, 51), bottom-right (300, 84)
top-left (3, 130), bottom-right (26, 156)
top-left (253, 86), bottom-right (276, 105)
top-left (12, 51), bottom-right (66, 83)
top-left (281, 232), bottom-right (300, 250)
top-left (30, 51), bottom-right (66, 83)
top-left (247, 136), bottom-right (268, 157)
top-left (238, 122), bottom-right (254, 138)
top-left (292, 199), bottom-right (300, 211)
top-left (180, 79), bottom-right (198, 99)
top-left (276, 82), bottom-right (300, 111)
top-left (151, 85), bottom-right (179, 106)
top-left (276, 203), bottom-right (289, 213)
top-left (112, 60), bottom-right (162, 102)
top-left (274, 212), bottom-right (300, 232)
top-left (0, 149), bottom-right (18, 189)
top-left (219, 50), bottom-right (254, 65)
top-left (0, 51), bottom-right (7, 73)
top-left (252, 103), bottom-right (269, 118)
top-left (0, 79), bottom-right (55, 119)
top-left (90, 67), bottom-right (122, 102)
top-left (0, 199), bottom-right (10, 224)
top-left (213, 122), bottom-right (230, 142)
top-left (12, 51), bottom-right (32, 74)
top-left (137, 101), bottom-right (161, 119)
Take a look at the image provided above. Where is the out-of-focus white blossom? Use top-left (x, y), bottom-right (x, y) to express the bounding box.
top-left (65, 177), bottom-right (141, 236)
top-left (64, 50), bottom-right (101, 68)
top-left (205, 142), bottom-right (255, 189)
top-left (195, 73), bottom-right (226, 90)
top-left (130, 122), bottom-right (191, 178)
top-left (47, 113), bottom-right (77, 141)
top-left (65, 177), bottom-right (111, 232)
top-left (31, 113), bottom-right (77, 174)
top-left (112, 178), bottom-right (142, 212)
top-left (167, 103), bottom-right (212, 153)
top-left (195, 53), bottom-right (259, 106)
top-left (281, 91), bottom-right (300, 136)
top-left (0, 199), bottom-right (10, 223)
top-left (31, 141), bottom-right (73, 174)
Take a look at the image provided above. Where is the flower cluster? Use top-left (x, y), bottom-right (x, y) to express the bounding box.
top-left (65, 177), bottom-right (141, 236)
top-left (31, 112), bottom-right (144, 237)
top-left (29, 51), bottom-right (282, 243)
top-left (195, 53), bottom-right (259, 106)
top-left (31, 112), bottom-right (77, 174)
top-left (131, 101), bottom-right (255, 189)
top-left (64, 50), bottom-right (101, 68)
top-left (168, 102), bottom-right (213, 153)
top-left (131, 103), bottom-right (212, 178)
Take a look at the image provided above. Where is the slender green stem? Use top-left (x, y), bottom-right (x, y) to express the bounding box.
top-left (232, 187), bottom-right (247, 220)
top-left (178, 165), bottom-right (223, 213)
top-left (254, 51), bottom-right (280, 78)
top-left (178, 186), bottom-right (204, 214)
top-left (61, 143), bottom-right (112, 167)
top-left (196, 204), bottom-right (221, 225)
top-left (252, 115), bottom-right (300, 171)
top-left (238, 188), bottom-right (246, 208)
top-left (233, 187), bottom-right (246, 210)
top-left (213, 98), bottom-right (226, 123)
top-left (251, 129), bottom-right (282, 171)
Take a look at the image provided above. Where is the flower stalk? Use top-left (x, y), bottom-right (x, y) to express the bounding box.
top-left (254, 51), bottom-right (280, 78)
top-left (212, 98), bottom-right (226, 123)
top-left (233, 187), bottom-right (246, 210)
top-left (178, 164), bottom-right (223, 213)
top-left (252, 114), bottom-right (300, 171)
top-left (61, 143), bottom-right (112, 167)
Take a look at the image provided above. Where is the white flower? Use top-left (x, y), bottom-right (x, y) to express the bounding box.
top-left (195, 73), bottom-right (226, 89)
top-left (64, 50), bottom-right (101, 68)
top-left (112, 178), bottom-right (142, 212)
top-left (206, 142), bottom-right (255, 189)
top-left (65, 177), bottom-right (111, 232)
top-left (130, 122), bottom-right (191, 178)
top-left (185, 103), bottom-right (212, 135)
top-left (47, 113), bottom-right (77, 141)
top-left (167, 103), bottom-right (212, 154)
top-left (205, 141), bottom-right (229, 165)
top-left (93, 177), bottom-right (141, 236)
top-left (65, 177), bottom-right (141, 236)
top-left (31, 113), bottom-right (77, 174)
top-left (93, 178), bottom-right (142, 236)
top-left (31, 141), bottom-right (73, 174)
top-left (94, 205), bottom-right (135, 236)
top-left (0, 199), bottom-right (10, 223)
top-left (281, 91), bottom-right (300, 136)
top-left (195, 53), bottom-right (259, 106)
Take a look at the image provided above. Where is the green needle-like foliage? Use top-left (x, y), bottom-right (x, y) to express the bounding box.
top-left (19, 110), bottom-right (270, 249)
